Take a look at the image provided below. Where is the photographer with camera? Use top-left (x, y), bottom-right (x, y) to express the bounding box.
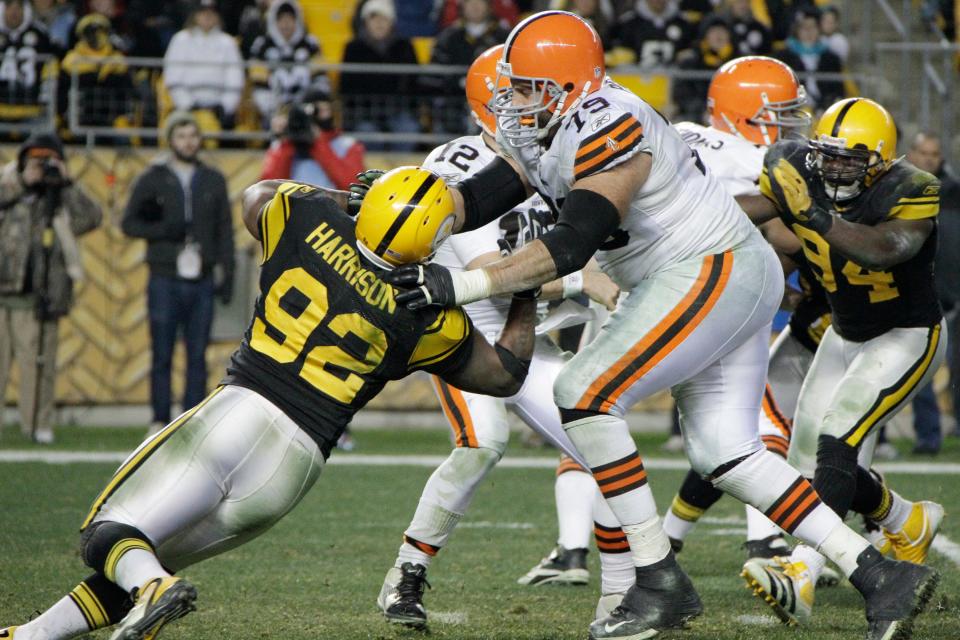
top-left (122, 111), bottom-right (235, 435)
top-left (259, 87), bottom-right (365, 189)
top-left (0, 133), bottom-right (102, 444)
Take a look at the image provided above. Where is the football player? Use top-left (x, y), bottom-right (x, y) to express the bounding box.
top-left (376, 45), bottom-right (621, 628)
top-left (0, 171), bottom-right (540, 640)
top-left (382, 12), bottom-right (938, 640)
top-left (736, 97), bottom-right (947, 626)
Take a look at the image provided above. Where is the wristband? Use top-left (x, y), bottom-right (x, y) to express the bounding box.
top-left (805, 207), bottom-right (835, 235)
top-left (561, 271), bottom-right (584, 299)
top-left (451, 268), bottom-right (493, 305)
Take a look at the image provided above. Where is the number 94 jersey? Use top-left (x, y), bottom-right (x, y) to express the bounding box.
top-left (223, 183), bottom-right (474, 458)
top-left (498, 78), bottom-right (757, 289)
top-left (760, 140), bottom-right (942, 341)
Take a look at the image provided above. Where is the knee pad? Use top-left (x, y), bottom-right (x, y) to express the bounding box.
top-left (80, 521), bottom-right (154, 574)
top-left (812, 435), bottom-right (859, 518)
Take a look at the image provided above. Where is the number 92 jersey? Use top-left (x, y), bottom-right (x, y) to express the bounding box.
top-left (760, 140), bottom-right (942, 341)
top-left (498, 77), bottom-right (757, 289)
top-left (222, 183), bottom-right (474, 458)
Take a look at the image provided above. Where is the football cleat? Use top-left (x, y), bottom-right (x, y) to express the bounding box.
top-left (594, 593), bottom-right (625, 622)
top-left (377, 563), bottom-right (430, 628)
top-left (668, 537), bottom-right (683, 554)
top-left (849, 548), bottom-right (939, 640)
top-left (741, 557), bottom-right (814, 625)
top-left (882, 501), bottom-right (944, 565)
top-left (0, 627), bottom-right (17, 638)
top-left (517, 546), bottom-right (589, 586)
top-left (589, 553), bottom-right (702, 639)
top-left (743, 534), bottom-right (791, 565)
top-left (817, 565), bottom-right (842, 588)
top-left (109, 576), bottom-right (197, 640)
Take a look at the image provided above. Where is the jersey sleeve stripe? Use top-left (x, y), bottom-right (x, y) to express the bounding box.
top-left (259, 183), bottom-right (298, 263)
top-left (888, 202), bottom-right (939, 220)
top-left (408, 309), bottom-right (472, 369)
top-left (574, 126), bottom-right (645, 180)
top-left (576, 113), bottom-right (638, 160)
top-left (576, 119), bottom-right (642, 166)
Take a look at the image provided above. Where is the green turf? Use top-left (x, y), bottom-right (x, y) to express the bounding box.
top-left (1, 427), bottom-right (959, 639)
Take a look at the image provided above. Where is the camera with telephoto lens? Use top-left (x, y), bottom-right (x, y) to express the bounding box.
top-left (41, 159), bottom-right (64, 188)
top-left (286, 102), bottom-right (316, 154)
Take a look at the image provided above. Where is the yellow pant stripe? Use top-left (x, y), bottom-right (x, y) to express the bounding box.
top-left (843, 324), bottom-right (941, 447)
top-left (670, 495), bottom-right (705, 523)
top-left (104, 538), bottom-right (154, 583)
top-left (80, 387), bottom-right (224, 531)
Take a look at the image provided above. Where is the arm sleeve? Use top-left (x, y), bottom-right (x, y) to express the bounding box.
top-left (408, 308), bottom-right (474, 373)
top-left (311, 135), bottom-right (364, 190)
top-left (121, 174), bottom-right (179, 240)
top-left (62, 184), bottom-right (103, 236)
top-left (260, 141), bottom-right (296, 180)
top-left (887, 175), bottom-right (940, 221)
top-left (216, 176), bottom-right (236, 274)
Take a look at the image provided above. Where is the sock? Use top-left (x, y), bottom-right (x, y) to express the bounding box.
top-left (816, 521), bottom-right (871, 577)
top-left (876, 490), bottom-right (913, 533)
top-left (593, 489), bottom-right (635, 594)
top-left (16, 574), bottom-right (131, 640)
top-left (564, 414), bottom-right (658, 527)
top-left (395, 447), bottom-right (498, 568)
top-left (850, 465), bottom-right (885, 516)
top-left (712, 449), bottom-right (839, 548)
top-left (662, 469), bottom-right (723, 543)
top-left (13, 595), bottom-right (91, 640)
top-left (112, 548), bottom-right (168, 594)
top-left (745, 504), bottom-right (783, 541)
top-left (554, 459), bottom-right (595, 550)
top-left (812, 435), bottom-right (859, 519)
top-left (789, 544), bottom-right (826, 584)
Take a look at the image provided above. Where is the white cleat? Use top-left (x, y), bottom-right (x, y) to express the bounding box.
top-left (741, 557), bottom-right (814, 626)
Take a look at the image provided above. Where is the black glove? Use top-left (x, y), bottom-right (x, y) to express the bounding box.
top-left (345, 169), bottom-right (386, 217)
top-left (497, 208), bottom-right (552, 253)
top-left (385, 263), bottom-right (456, 310)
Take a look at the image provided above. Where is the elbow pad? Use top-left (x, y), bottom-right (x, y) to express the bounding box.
top-left (494, 343), bottom-right (530, 384)
top-left (539, 189), bottom-right (621, 276)
top-left (458, 156), bottom-right (526, 232)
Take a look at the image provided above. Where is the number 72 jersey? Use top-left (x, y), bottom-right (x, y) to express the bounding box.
top-left (760, 140), bottom-right (942, 342)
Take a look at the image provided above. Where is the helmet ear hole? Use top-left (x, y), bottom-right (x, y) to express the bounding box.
top-left (563, 82), bottom-right (574, 92)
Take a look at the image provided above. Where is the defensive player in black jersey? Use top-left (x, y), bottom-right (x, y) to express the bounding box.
top-left (737, 97), bottom-right (947, 627)
top-left (0, 169), bottom-right (538, 640)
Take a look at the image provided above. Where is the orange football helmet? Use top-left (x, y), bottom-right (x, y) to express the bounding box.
top-left (707, 56), bottom-right (810, 146)
top-left (465, 44), bottom-right (504, 137)
top-left (492, 11), bottom-right (605, 147)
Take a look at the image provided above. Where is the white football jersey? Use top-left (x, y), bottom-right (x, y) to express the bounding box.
top-left (424, 135), bottom-right (554, 337)
top-left (498, 78), bottom-right (758, 289)
top-left (672, 121), bottom-right (765, 197)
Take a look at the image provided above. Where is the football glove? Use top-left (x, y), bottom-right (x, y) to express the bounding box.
top-left (498, 208), bottom-right (552, 253)
top-left (345, 169), bottom-right (386, 217)
top-left (772, 159), bottom-right (834, 234)
top-left (386, 263), bottom-right (457, 310)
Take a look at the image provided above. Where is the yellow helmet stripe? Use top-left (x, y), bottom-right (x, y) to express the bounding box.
top-left (374, 173), bottom-right (439, 257)
top-left (830, 98), bottom-right (861, 137)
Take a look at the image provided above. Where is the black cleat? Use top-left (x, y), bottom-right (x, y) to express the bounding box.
top-left (849, 547), bottom-right (940, 640)
top-left (589, 552), bottom-right (702, 639)
top-left (517, 546), bottom-right (589, 586)
top-left (377, 563), bottom-right (431, 628)
top-left (743, 534), bottom-right (791, 562)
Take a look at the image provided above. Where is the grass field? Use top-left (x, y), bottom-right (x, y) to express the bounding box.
top-left (2, 426), bottom-right (959, 639)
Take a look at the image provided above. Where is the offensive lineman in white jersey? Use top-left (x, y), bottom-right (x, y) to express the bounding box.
top-left (383, 12), bottom-right (938, 640)
top-left (376, 45), bottom-right (621, 628)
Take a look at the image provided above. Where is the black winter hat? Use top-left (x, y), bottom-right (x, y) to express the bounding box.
top-left (17, 132), bottom-right (64, 172)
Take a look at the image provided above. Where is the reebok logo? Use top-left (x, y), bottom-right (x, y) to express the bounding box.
top-left (605, 137), bottom-right (620, 152)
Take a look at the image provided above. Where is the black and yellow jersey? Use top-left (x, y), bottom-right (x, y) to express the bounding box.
top-left (223, 183), bottom-right (474, 457)
top-left (761, 140), bottom-right (942, 342)
top-left (788, 261), bottom-right (832, 353)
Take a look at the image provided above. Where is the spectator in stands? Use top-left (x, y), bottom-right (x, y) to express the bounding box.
top-left (59, 14), bottom-right (133, 129)
top-left (819, 5), bottom-right (849, 63)
top-left (425, 0), bottom-right (509, 134)
top-left (723, 0), bottom-right (772, 55)
top-left (238, 0), bottom-right (270, 55)
top-left (906, 131), bottom-right (960, 448)
top-left (0, 133), bottom-right (101, 444)
top-left (437, 0), bottom-right (518, 29)
top-left (672, 16), bottom-right (735, 121)
top-left (0, 0), bottom-right (57, 124)
top-left (249, 0), bottom-right (328, 128)
top-left (260, 87), bottom-right (365, 189)
top-left (163, 0), bottom-right (244, 130)
top-left (775, 8), bottom-right (844, 110)
top-left (340, 0), bottom-right (421, 151)
top-left (124, 0), bottom-right (185, 57)
top-left (122, 111), bottom-right (235, 436)
top-left (764, 0), bottom-right (815, 43)
top-left (353, 0), bottom-right (443, 38)
top-left (549, 0), bottom-right (614, 44)
top-left (30, 0), bottom-right (76, 52)
top-left (612, 0), bottom-right (696, 68)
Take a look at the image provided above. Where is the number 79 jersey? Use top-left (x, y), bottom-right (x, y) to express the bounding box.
top-left (223, 183), bottom-right (474, 458)
top-left (498, 78), bottom-right (758, 289)
top-left (760, 140), bottom-right (942, 341)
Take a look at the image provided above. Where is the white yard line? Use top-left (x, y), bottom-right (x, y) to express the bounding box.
top-left (735, 614), bottom-right (778, 626)
top-left (931, 534), bottom-right (960, 568)
top-left (430, 611), bottom-right (467, 625)
top-left (4, 450), bottom-right (960, 474)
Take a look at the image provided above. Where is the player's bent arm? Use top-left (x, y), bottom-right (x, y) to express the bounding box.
top-left (822, 217), bottom-right (934, 271)
top-left (439, 297), bottom-right (537, 397)
top-left (449, 155), bottom-right (531, 233)
top-left (736, 194), bottom-right (781, 225)
top-left (242, 180), bottom-right (351, 240)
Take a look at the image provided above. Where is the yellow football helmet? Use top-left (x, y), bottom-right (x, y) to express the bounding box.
top-left (808, 97), bottom-right (897, 201)
top-left (355, 166), bottom-right (456, 269)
